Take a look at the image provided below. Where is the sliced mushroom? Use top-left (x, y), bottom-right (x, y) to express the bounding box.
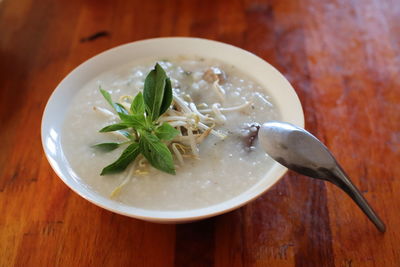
top-left (242, 123), bottom-right (260, 151)
top-left (202, 67), bottom-right (226, 84)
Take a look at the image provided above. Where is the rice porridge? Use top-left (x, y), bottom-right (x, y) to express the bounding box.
top-left (62, 57), bottom-right (280, 210)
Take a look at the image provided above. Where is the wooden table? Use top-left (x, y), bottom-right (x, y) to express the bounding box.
top-left (1, 0), bottom-right (399, 266)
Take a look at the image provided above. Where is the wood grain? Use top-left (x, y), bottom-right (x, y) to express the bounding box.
top-left (1, 0), bottom-right (399, 266)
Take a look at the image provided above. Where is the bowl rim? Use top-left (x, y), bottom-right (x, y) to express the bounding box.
top-left (41, 37), bottom-right (304, 222)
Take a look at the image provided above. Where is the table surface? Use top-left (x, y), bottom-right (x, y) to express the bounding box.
top-left (1, 0), bottom-right (399, 266)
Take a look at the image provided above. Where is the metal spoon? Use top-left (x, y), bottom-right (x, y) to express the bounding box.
top-left (258, 121), bottom-right (386, 232)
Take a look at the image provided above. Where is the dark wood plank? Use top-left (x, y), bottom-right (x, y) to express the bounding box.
top-left (175, 219), bottom-right (216, 267)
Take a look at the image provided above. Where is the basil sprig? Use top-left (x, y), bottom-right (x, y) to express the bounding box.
top-left (94, 63), bottom-right (179, 175)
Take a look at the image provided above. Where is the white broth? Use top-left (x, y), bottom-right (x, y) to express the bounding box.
top-left (61, 57), bottom-right (280, 210)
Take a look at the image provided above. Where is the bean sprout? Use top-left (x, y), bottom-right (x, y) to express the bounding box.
top-left (172, 143), bottom-right (185, 166)
top-left (198, 101), bottom-right (251, 113)
top-left (93, 106), bottom-right (118, 119)
top-left (212, 103), bottom-right (227, 123)
top-left (213, 80), bottom-right (225, 102)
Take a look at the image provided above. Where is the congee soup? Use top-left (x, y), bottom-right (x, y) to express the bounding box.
top-left (62, 57), bottom-right (280, 210)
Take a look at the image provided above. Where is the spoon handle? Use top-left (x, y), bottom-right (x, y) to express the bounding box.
top-left (330, 165), bottom-right (386, 232)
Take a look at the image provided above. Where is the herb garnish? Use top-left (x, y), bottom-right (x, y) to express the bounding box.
top-left (94, 63), bottom-right (179, 175)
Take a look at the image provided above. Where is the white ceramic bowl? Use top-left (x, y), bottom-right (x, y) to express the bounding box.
top-left (41, 37), bottom-right (304, 223)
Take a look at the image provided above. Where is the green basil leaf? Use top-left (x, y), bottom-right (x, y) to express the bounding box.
top-left (100, 87), bottom-right (114, 107)
top-left (155, 122), bottom-right (179, 141)
top-left (118, 113), bottom-right (147, 129)
top-left (159, 77), bottom-right (173, 116)
top-left (92, 142), bottom-right (121, 152)
top-left (143, 63), bottom-right (167, 121)
top-left (100, 88), bottom-right (128, 115)
top-left (100, 143), bottom-right (140, 175)
top-left (99, 123), bottom-right (130, 132)
top-left (130, 92), bottom-right (145, 114)
top-left (139, 131), bottom-right (175, 175)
